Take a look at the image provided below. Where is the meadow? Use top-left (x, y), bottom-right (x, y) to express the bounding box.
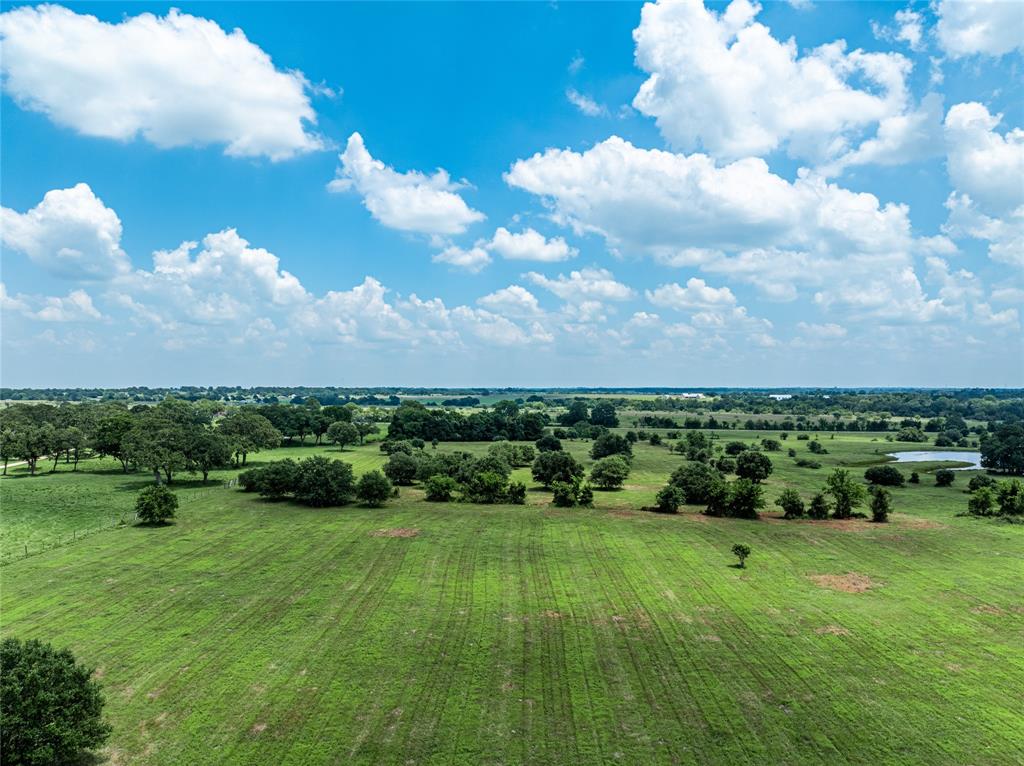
top-left (2, 429), bottom-right (1022, 764)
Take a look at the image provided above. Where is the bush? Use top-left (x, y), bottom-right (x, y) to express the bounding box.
top-left (728, 478), bottom-right (764, 519)
top-left (590, 456), bottom-right (630, 490)
top-left (967, 486), bottom-right (996, 517)
top-left (424, 474), bottom-right (458, 502)
top-left (1, 638), bottom-right (111, 765)
top-left (775, 488), bottom-right (805, 519)
top-left (551, 481), bottom-right (578, 507)
top-left (655, 484), bottom-right (684, 514)
top-left (760, 439), bottom-right (781, 452)
top-left (463, 470), bottom-right (510, 504)
top-left (135, 485), bottom-right (178, 524)
top-left (968, 474), bottom-right (996, 492)
top-left (383, 452), bottom-right (419, 486)
top-left (794, 459), bottom-right (821, 469)
top-left (896, 427), bottom-right (927, 442)
top-left (532, 450), bottom-right (584, 488)
top-left (808, 440), bottom-right (828, 454)
top-left (294, 456), bottom-right (355, 507)
top-left (590, 433), bottom-right (633, 460)
top-left (724, 441), bottom-right (748, 456)
top-left (535, 434), bottom-right (562, 452)
top-left (731, 543), bottom-right (751, 568)
top-left (507, 481), bottom-right (527, 505)
top-left (578, 483), bottom-right (594, 508)
top-left (668, 462), bottom-right (723, 504)
top-left (735, 451), bottom-right (773, 483)
top-left (356, 470), bottom-right (392, 507)
top-left (870, 487), bottom-right (892, 523)
top-left (796, 434), bottom-right (809, 440)
top-left (825, 469), bottom-right (867, 519)
top-left (379, 439), bottom-right (415, 455)
top-left (996, 480), bottom-right (1024, 516)
top-left (807, 492), bottom-right (830, 520)
top-left (714, 457), bottom-right (736, 474)
top-left (864, 465), bottom-right (905, 487)
top-left (909, 471), bottom-right (920, 484)
top-left (238, 468), bottom-right (261, 491)
top-left (253, 459), bottom-right (300, 499)
top-left (703, 477), bottom-right (730, 517)
top-left (935, 469), bottom-right (955, 487)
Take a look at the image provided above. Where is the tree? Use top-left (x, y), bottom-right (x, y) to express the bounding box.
top-left (703, 476), bottom-right (730, 517)
top-left (354, 418), bottom-right (378, 445)
top-left (896, 427), bottom-right (927, 442)
top-left (760, 439), bottom-right (781, 452)
top-left (589, 401), bottom-right (619, 427)
top-left (0, 638), bottom-right (111, 766)
top-left (980, 423), bottom-right (1024, 475)
top-left (590, 456), bottom-right (630, 490)
top-left (735, 451), bottom-right (773, 483)
top-left (825, 469), bottom-right (867, 519)
top-left (808, 440), bottom-right (828, 454)
top-left (731, 543), bottom-right (751, 568)
top-left (383, 453), bottom-right (419, 486)
top-left (869, 487), bottom-right (892, 523)
top-left (775, 488), bottom-right (805, 519)
top-left (253, 459), bottom-right (300, 499)
top-left (724, 441), bottom-right (748, 456)
top-left (807, 492), bottom-right (830, 520)
top-left (669, 462), bottom-right (722, 504)
top-left (558, 400), bottom-right (589, 426)
top-left (464, 470), bottom-right (510, 504)
top-left (186, 430), bottom-right (232, 481)
top-left (218, 411), bottom-right (281, 465)
top-left (967, 486), bottom-right (996, 517)
top-left (728, 478), bottom-right (764, 519)
top-left (655, 484), bottom-right (684, 514)
top-left (909, 471), bottom-right (920, 484)
top-left (935, 469), bottom-right (955, 487)
top-left (135, 485), bottom-right (178, 524)
top-left (507, 481), bottom-right (527, 505)
top-left (326, 421), bottom-right (359, 451)
top-left (531, 450), bottom-right (584, 488)
top-left (424, 474), bottom-right (458, 502)
top-left (996, 480), bottom-right (1024, 516)
top-left (865, 465), bottom-right (905, 487)
top-left (294, 457), bottom-right (355, 507)
top-left (590, 433), bottom-right (632, 460)
top-left (535, 434), bottom-right (562, 452)
top-left (356, 470), bottom-right (392, 507)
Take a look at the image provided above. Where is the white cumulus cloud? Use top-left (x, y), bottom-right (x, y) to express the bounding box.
top-left (936, 0), bottom-right (1024, 58)
top-left (487, 227), bottom-right (577, 262)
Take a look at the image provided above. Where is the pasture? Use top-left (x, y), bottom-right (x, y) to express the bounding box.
top-left (2, 432), bottom-right (1022, 764)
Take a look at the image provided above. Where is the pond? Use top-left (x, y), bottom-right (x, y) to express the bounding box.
top-left (885, 451), bottom-right (982, 471)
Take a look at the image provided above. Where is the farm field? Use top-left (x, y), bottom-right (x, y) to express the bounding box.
top-left (2, 431), bottom-right (1023, 764)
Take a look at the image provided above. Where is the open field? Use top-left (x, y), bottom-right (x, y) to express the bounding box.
top-left (2, 430), bottom-right (1023, 764)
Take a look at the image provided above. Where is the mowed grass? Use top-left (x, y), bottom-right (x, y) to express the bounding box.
top-left (2, 433), bottom-right (1023, 764)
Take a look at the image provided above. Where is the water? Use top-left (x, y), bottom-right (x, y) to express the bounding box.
top-left (885, 451), bottom-right (983, 471)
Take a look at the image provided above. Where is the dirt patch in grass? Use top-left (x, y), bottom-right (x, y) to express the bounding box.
top-left (540, 610), bottom-right (563, 619)
top-left (971, 604), bottom-right (1005, 616)
top-left (765, 516), bottom-right (871, 532)
top-left (370, 528), bottom-right (419, 538)
top-left (250, 722), bottom-right (267, 735)
top-left (894, 515), bottom-right (947, 530)
top-left (815, 624), bottom-right (851, 636)
top-left (810, 572), bottom-right (879, 593)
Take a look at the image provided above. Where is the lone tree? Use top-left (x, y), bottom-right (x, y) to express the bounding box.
top-left (735, 451), bottom-right (773, 483)
top-left (775, 488), bottom-right (805, 519)
top-left (590, 456), bottom-right (630, 490)
top-left (731, 543), bottom-right (751, 568)
top-left (356, 470), bottom-right (392, 507)
top-left (135, 485), bottom-right (178, 525)
top-left (0, 637), bottom-right (112, 766)
top-left (824, 469), bottom-right (867, 520)
top-left (326, 421), bottom-right (359, 451)
top-left (935, 469), bottom-right (955, 487)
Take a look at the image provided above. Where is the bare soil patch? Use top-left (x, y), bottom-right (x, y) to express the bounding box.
top-left (250, 722), bottom-right (267, 735)
top-left (815, 624), bottom-right (851, 636)
top-left (810, 572), bottom-right (879, 593)
top-left (971, 604), bottom-right (1005, 616)
top-left (540, 610), bottom-right (563, 619)
top-left (370, 528), bottom-right (419, 538)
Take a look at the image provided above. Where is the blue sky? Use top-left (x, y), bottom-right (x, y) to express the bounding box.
top-left (1, 0), bottom-right (1022, 387)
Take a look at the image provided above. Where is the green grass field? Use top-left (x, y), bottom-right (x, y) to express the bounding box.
top-left (2, 432), bottom-right (1022, 764)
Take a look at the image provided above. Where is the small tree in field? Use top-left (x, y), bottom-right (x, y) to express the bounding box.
top-left (590, 456), bottom-right (630, 490)
top-left (869, 487), bottom-right (892, 523)
top-left (327, 421), bottom-right (359, 451)
top-left (775, 488), bottom-right (805, 519)
top-left (807, 492), bottom-right (830, 520)
top-left (356, 470), bottom-right (392, 507)
top-left (424, 474), bottom-right (458, 502)
top-left (655, 484), bottom-right (684, 514)
top-left (1, 637), bottom-right (111, 765)
top-left (935, 469), bottom-right (955, 487)
top-left (731, 543), bottom-right (751, 568)
top-left (135, 485), bottom-right (178, 525)
top-left (825, 469), bottom-right (867, 519)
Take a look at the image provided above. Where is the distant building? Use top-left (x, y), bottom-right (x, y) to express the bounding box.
top-left (768, 394), bottom-right (793, 400)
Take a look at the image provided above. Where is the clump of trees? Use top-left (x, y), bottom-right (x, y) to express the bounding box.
top-left (980, 424), bottom-right (1024, 475)
top-left (590, 433), bottom-right (632, 461)
top-left (966, 478), bottom-right (1024, 518)
top-left (551, 479), bottom-right (594, 508)
top-left (1, 638), bottom-right (111, 765)
top-left (239, 456), bottom-right (356, 507)
top-left (376, 444), bottom-right (528, 505)
top-left (387, 400), bottom-right (547, 443)
top-left (532, 450), bottom-right (585, 488)
top-left (864, 465), bottom-right (905, 487)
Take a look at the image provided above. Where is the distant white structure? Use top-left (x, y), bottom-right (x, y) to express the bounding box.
top-left (768, 394), bottom-right (793, 400)
top-left (664, 393), bottom-right (705, 399)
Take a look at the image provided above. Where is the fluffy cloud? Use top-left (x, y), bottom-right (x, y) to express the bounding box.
top-left (1, 183), bottom-right (130, 280)
top-left (631, 0), bottom-right (912, 163)
top-left (524, 267), bottom-right (635, 303)
top-left (944, 103), bottom-right (1024, 216)
top-left (432, 244), bottom-right (492, 273)
top-left (936, 0), bottom-right (1024, 58)
top-left (34, 290), bottom-right (103, 323)
top-left (329, 133), bottom-right (485, 235)
top-left (943, 194), bottom-right (1023, 267)
top-left (0, 6), bottom-right (323, 160)
top-left (477, 285), bottom-right (544, 318)
top-left (646, 278), bottom-right (736, 310)
top-left (566, 88), bottom-right (607, 117)
top-left (487, 227), bottom-right (577, 262)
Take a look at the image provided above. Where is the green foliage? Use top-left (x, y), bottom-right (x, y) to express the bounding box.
top-left (934, 469), bottom-right (955, 487)
top-left (218, 411), bottom-right (282, 464)
top-left (724, 441), bottom-right (747, 456)
top-left (760, 439), bottom-right (781, 452)
top-left (654, 484), bottom-right (684, 514)
top-left (967, 486), bottom-right (996, 517)
top-left (0, 637), bottom-right (111, 765)
top-left (996, 479), bottom-right (1024, 516)
top-left (909, 471), bottom-right (920, 484)
top-left (731, 543), bottom-right (751, 568)
top-left (293, 456), bottom-right (355, 507)
top-left (535, 434), bottom-right (562, 452)
top-left (134, 485), bottom-right (178, 525)
top-left (423, 474), bottom-right (458, 502)
top-left (864, 465), bottom-right (905, 487)
top-left (589, 433), bottom-right (633, 460)
top-left (383, 452), bottom-right (419, 485)
top-left (253, 459), bottom-right (300, 500)
top-left (735, 450), bottom-right (773, 483)
top-left (590, 456), bottom-right (630, 490)
top-left (807, 492), bottom-right (830, 520)
top-left (506, 481), bottom-right (527, 505)
top-left (531, 450), bottom-right (584, 488)
top-left (669, 461), bottom-right (723, 504)
top-left (870, 487), bottom-right (892, 523)
top-left (896, 427), bottom-right (928, 442)
top-left (808, 440), bottom-right (828, 455)
top-left (551, 479), bottom-right (593, 508)
top-left (825, 469), bottom-right (868, 519)
top-left (967, 474), bottom-right (996, 492)
top-left (980, 423), bottom-right (1024, 475)
top-left (356, 470), bottom-right (392, 507)
top-left (775, 488), bottom-right (805, 519)
top-left (326, 421), bottom-right (359, 450)
top-left (589, 401), bottom-right (619, 428)
top-left (727, 478), bottom-right (765, 520)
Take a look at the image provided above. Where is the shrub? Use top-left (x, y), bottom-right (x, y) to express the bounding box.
top-left (356, 470), bottom-right (392, 507)
top-left (703, 477), bottom-right (731, 517)
top-left (254, 459), bottom-right (300, 499)
top-left (590, 433), bottom-right (633, 460)
top-left (935, 469), bottom-right (955, 487)
top-left (507, 481), bottom-right (527, 505)
top-left (760, 439), bottom-right (781, 452)
top-left (870, 487), bottom-right (892, 523)
top-left (896, 427), bottom-right (927, 442)
top-left (424, 474), bottom-right (458, 502)
top-left (735, 451), bottom-right (773, 483)
top-left (0, 638), bottom-right (111, 765)
top-left (909, 471), bottom-right (920, 484)
top-left (864, 465), bottom-right (905, 487)
top-left (532, 450), bottom-right (584, 488)
top-left (787, 448), bottom-right (797, 458)
top-left (795, 458), bottom-right (821, 469)
top-left (967, 486), bottom-right (996, 517)
top-left (669, 462), bottom-right (723, 504)
top-left (551, 481), bottom-right (578, 507)
top-left (724, 441), bottom-right (748, 456)
top-left (728, 478), bottom-right (764, 519)
top-left (383, 452), bottom-right (419, 486)
top-left (715, 457), bottom-right (736, 474)
top-left (796, 434), bottom-right (810, 440)
top-left (997, 480), bottom-right (1024, 516)
top-left (379, 440), bottom-right (415, 455)
top-left (968, 474), bottom-right (996, 492)
top-left (135, 485), bottom-right (178, 525)
top-left (590, 456), bottom-right (630, 490)
top-left (535, 434), bottom-right (563, 452)
top-left (808, 440), bottom-right (828, 454)
top-left (463, 470), bottom-right (511, 504)
top-left (578, 483), bottom-right (594, 508)
top-left (294, 456), bottom-right (355, 507)
top-left (238, 468), bottom-right (261, 491)
top-left (807, 492), bottom-right (830, 519)
top-left (825, 469), bottom-right (867, 519)
top-left (775, 488), bottom-right (805, 519)
top-left (731, 543), bottom-right (751, 568)
top-left (655, 484), bottom-right (684, 514)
